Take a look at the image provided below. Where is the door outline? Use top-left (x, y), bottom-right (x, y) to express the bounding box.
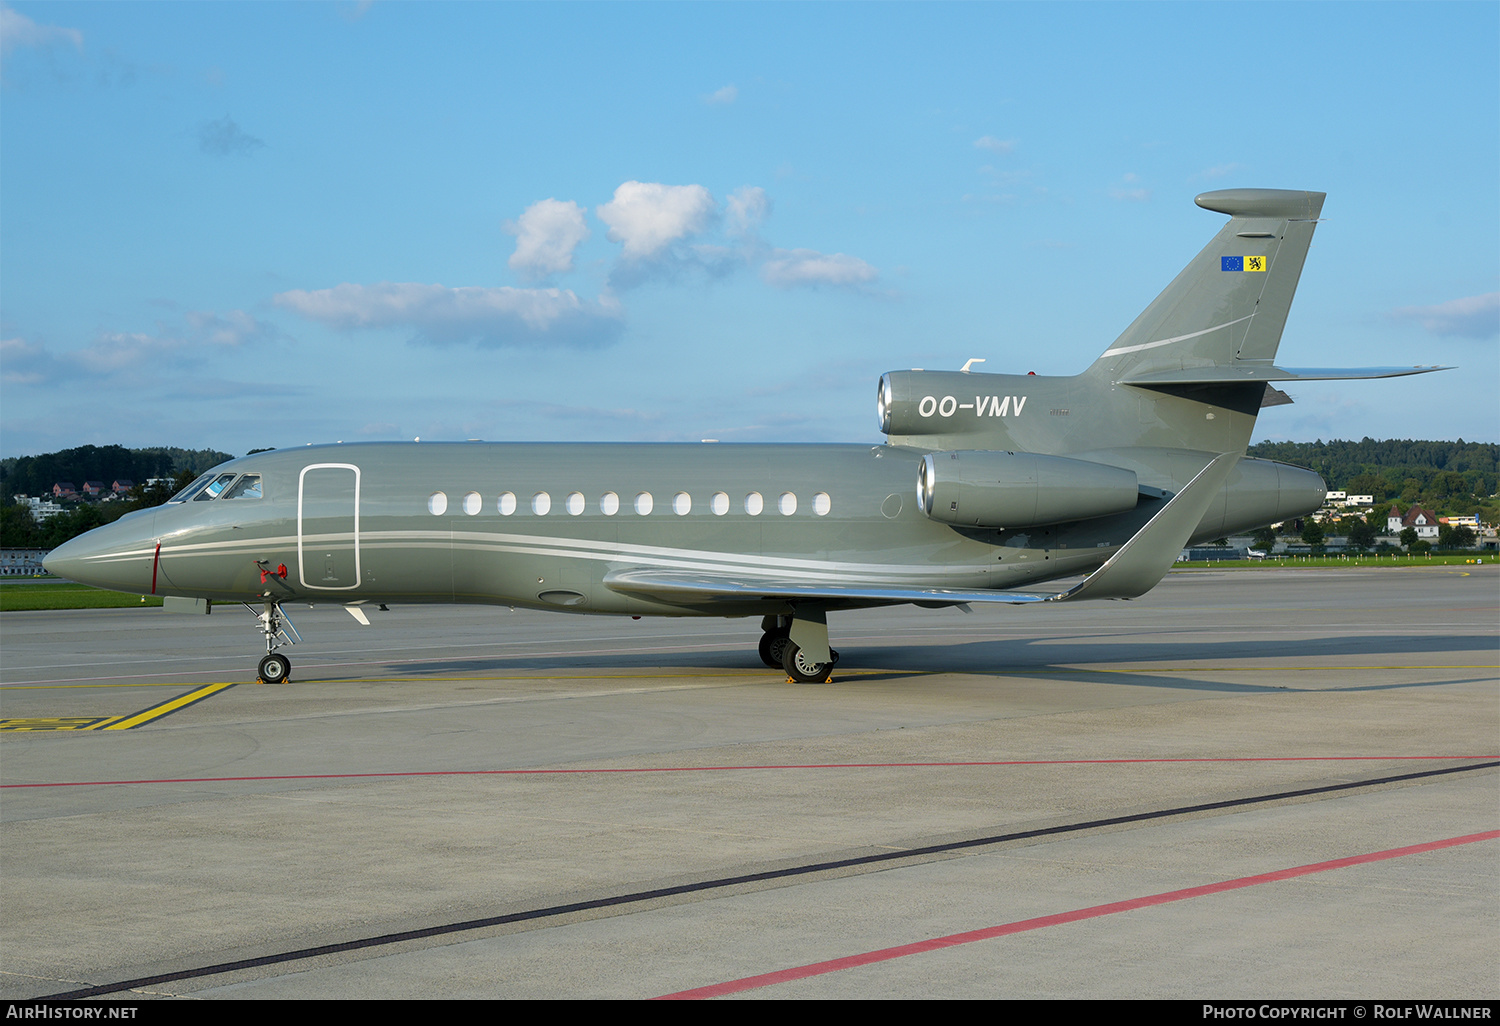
top-left (297, 463), bottom-right (361, 591)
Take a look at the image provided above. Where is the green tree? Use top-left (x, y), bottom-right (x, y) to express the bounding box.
top-left (1438, 524), bottom-right (1476, 549)
top-left (1345, 518), bottom-right (1375, 549)
top-left (0, 503), bottom-right (42, 548)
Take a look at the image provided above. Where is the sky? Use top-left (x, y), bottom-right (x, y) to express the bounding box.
top-left (2, 1), bottom-right (1496, 460)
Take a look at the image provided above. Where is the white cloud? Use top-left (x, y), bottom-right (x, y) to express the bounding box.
top-left (597, 181), bottom-right (717, 260)
top-left (761, 249), bottom-right (878, 290)
top-left (0, 337), bottom-right (51, 384)
top-left (704, 84), bottom-right (738, 105)
top-left (1195, 162), bottom-right (1245, 181)
top-left (1108, 173), bottom-right (1150, 202)
top-left (1390, 292), bottom-right (1500, 339)
top-left (974, 136), bottom-right (1015, 155)
top-left (1, 311), bottom-right (272, 384)
top-left (181, 309), bottom-right (267, 347)
top-left (726, 186), bottom-right (770, 237)
top-left (506, 199), bottom-right (589, 280)
top-left (0, 4), bottom-right (82, 56)
top-left (274, 282), bottom-right (622, 346)
top-left (198, 115), bottom-right (264, 157)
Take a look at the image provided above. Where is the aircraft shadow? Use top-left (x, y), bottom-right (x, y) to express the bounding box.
top-left (362, 631), bottom-right (1496, 696)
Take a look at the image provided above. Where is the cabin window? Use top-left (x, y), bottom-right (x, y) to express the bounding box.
top-left (463, 492), bottom-right (482, 516)
top-left (710, 492), bottom-right (729, 516)
top-left (600, 492), bottom-right (619, 516)
top-left (532, 492), bottom-right (552, 515)
top-left (744, 492), bottom-right (763, 516)
top-left (194, 473), bottom-right (238, 501)
top-left (672, 492), bottom-right (691, 515)
top-left (428, 492), bottom-right (448, 515)
top-left (498, 492), bottom-right (516, 515)
top-left (634, 492), bottom-right (654, 515)
top-left (813, 492), bottom-right (831, 516)
top-left (778, 492), bottom-right (798, 515)
top-left (222, 475), bottom-right (263, 500)
top-left (566, 492), bottom-right (585, 516)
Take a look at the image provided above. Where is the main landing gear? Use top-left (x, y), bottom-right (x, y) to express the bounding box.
top-left (245, 599), bottom-right (301, 684)
top-left (758, 613), bottom-right (840, 684)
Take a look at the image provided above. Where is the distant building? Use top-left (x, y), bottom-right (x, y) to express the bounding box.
top-left (1388, 505), bottom-right (1440, 540)
top-left (81, 481), bottom-right (105, 497)
top-left (1180, 546), bottom-right (1246, 561)
top-left (111, 480), bottom-right (135, 494)
top-left (1, 549), bottom-right (49, 575)
top-left (52, 482), bottom-right (76, 499)
top-left (12, 495), bottom-right (67, 522)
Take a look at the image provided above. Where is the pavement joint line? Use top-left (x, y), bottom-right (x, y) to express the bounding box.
top-left (6, 754), bottom-right (1495, 789)
top-left (655, 828), bottom-right (1500, 999)
top-left (35, 760), bottom-right (1499, 1001)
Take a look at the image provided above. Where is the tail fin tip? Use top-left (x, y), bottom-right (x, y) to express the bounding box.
top-left (1195, 189), bottom-right (1326, 220)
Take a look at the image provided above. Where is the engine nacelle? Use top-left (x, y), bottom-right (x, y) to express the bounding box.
top-left (917, 450), bottom-right (1140, 529)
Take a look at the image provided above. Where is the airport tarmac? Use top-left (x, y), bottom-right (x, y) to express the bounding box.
top-left (1, 566), bottom-right (1495, 999)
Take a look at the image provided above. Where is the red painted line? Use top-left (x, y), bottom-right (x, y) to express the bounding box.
top-left (656, 830), bottom-right (1500, 1000)
top-left (1, 755), bottom-right (1494, 789)
top-left (150, 542), bottom-right (160, 595)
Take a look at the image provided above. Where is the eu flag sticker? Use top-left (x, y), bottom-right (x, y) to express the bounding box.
top-left (1221, 256), bottom-right (1244, 272)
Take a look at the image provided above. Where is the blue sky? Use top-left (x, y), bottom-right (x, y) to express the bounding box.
top-left (3, 1), bottom-right (1496, 459)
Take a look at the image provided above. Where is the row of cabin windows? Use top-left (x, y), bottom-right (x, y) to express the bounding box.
top-left (428, 490), bottom-right (832, 518)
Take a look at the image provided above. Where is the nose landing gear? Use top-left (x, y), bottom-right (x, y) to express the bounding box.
top-left (257, 652), bottom-right (291, 685)
top-left (245, 599), bottom-right (301, 684)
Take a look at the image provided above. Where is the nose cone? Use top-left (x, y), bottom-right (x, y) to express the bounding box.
top-left (43, 510), bottom-right (158, 594)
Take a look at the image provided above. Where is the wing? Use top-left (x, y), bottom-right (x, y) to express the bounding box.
top-left (601, 569), bottom-right (1052, 606)
top-left (604, 452), bottom-right (1244, 609)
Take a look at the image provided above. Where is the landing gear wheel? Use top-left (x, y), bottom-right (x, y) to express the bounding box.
top-left (782, 643), bottom-right (834, 684)
top-left (758, 630), bottom-right (792, 669)
top-left (257, 653), bottom-right (291, 685)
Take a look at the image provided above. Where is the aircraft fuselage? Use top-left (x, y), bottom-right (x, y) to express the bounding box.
top-left (47, 440), bottom-right (1321, 620)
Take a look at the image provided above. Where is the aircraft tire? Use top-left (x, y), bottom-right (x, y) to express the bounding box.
top-left (758, 630), bottom-right (792, 669)
top-left (258, 653), bottom-right (291, 685)
top-left (781, 643), bottom-right (833, 684)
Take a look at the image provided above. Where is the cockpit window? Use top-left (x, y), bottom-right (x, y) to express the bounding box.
top-left (222, 474), bottom-right (263, 500)
top-left (193, 473), bottom-right (239, 501)
top-left (168, 472), bottom-right (217, 503)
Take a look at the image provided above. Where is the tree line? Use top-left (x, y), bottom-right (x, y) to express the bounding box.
top-left (1, 445), bottom-right (237, 550)
top-left (3, 438), bottom-right (1496, 552)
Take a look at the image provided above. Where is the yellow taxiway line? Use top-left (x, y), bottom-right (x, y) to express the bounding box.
top-left (0, 681), bottom-right (238, 731)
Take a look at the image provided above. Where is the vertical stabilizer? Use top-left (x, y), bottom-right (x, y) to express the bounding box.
top-left (1089, 189), bottom-right (1324, 381)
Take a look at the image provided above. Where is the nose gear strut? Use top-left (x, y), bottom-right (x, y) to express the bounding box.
top-left (243, 598), bottom-right (301, 684)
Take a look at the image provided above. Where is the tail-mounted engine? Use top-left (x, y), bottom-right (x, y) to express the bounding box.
top-left (917, 450), bottom-right (1140, 530)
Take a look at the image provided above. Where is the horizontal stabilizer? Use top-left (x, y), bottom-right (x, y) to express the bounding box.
top-left (1119, 364), bottom-right (1450, 387)
top-left (1050, 451), bottom-right (1242, 602)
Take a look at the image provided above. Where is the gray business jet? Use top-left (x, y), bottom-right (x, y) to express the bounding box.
top-left (44, 189), bottom-right (1444, 684)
